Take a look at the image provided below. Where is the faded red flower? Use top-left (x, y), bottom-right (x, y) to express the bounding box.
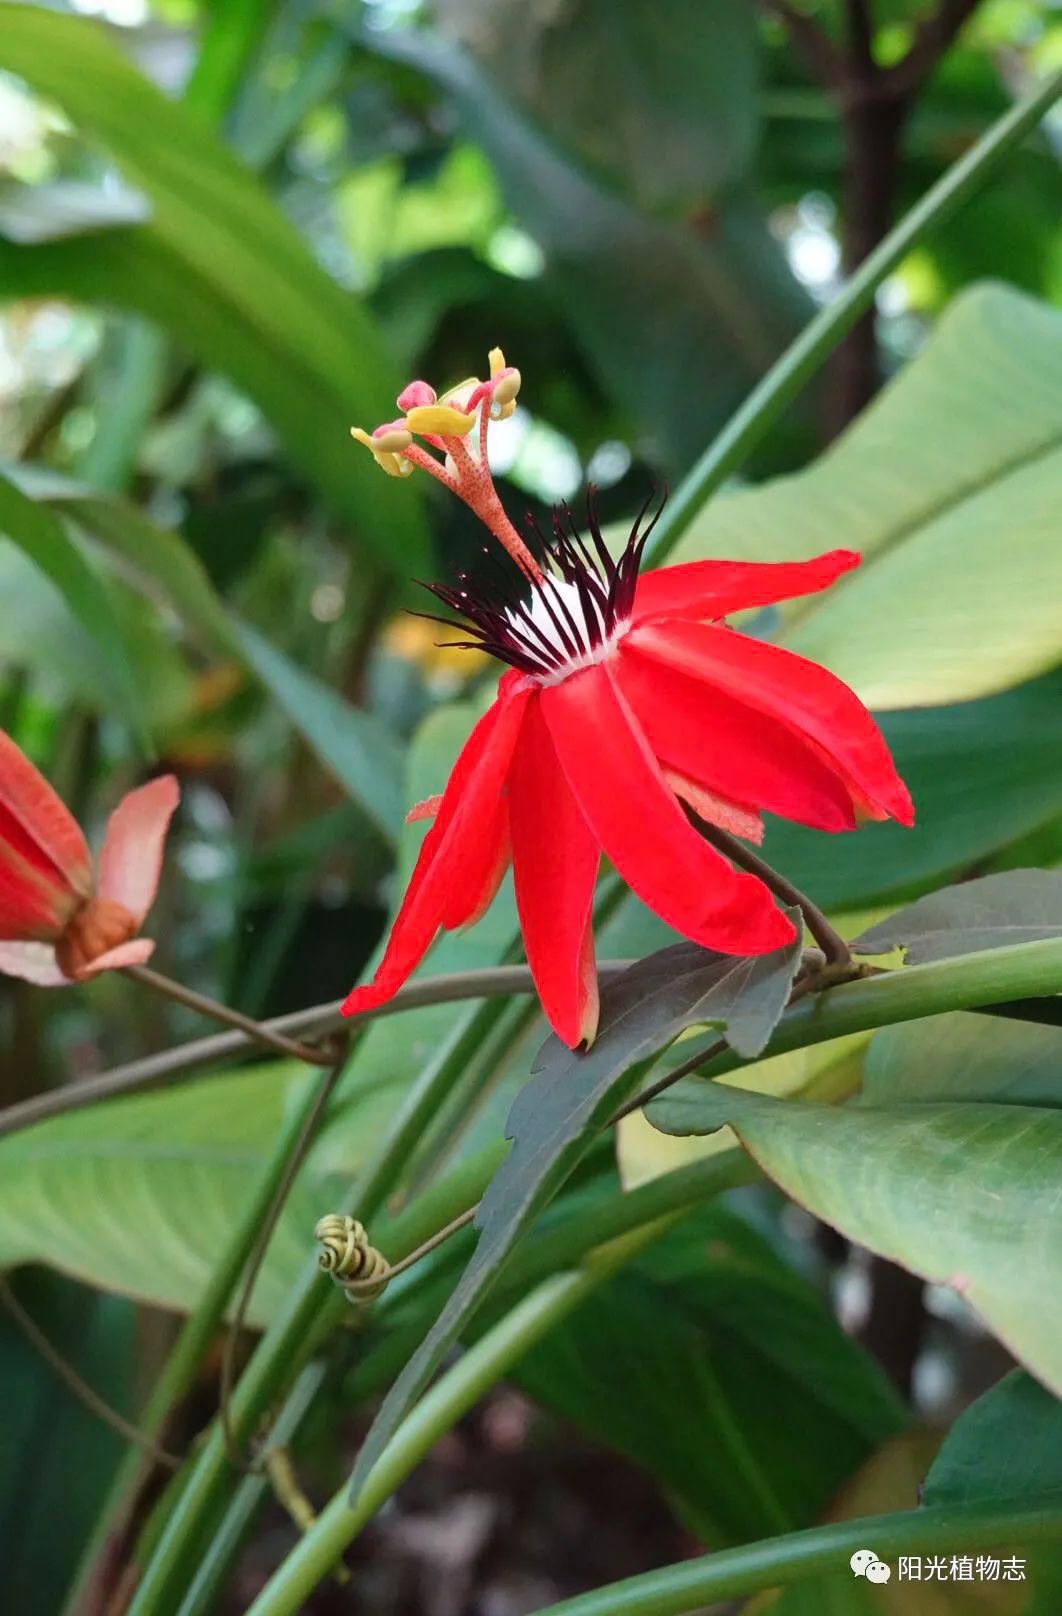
top-left (0, 731), bottom-right (179, 985)
top-left (345, 356), bottom-right (913, 1048)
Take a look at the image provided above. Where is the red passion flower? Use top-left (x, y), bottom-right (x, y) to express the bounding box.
top-left (343, 352), bottom-right (913, 1048)
top-left (0, 730), bottom-right (179, 985)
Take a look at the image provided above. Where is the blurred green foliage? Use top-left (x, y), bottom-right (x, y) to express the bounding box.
top-left (1, 2), bottom-right (1061, 1612)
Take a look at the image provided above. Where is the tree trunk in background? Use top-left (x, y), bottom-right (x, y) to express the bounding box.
top-left (828, 95), bottom-right (907, 438)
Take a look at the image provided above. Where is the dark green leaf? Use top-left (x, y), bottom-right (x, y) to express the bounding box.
top-left (514, 1202), bottom-right (904, 1545)
top-left (853, 871), bottom-right (1062, 963)
top-left (925, 1371), bottom-right (1062, 1507)
top-left (348, 926), bottom-right (803, 1500)
top-left (0, 1276), bottom-right (132, 1614)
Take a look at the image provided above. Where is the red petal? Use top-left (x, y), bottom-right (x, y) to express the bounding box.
top-left (442, 807), bottom-right (510, 930)
top-left (540, 666), bottom-right (796, 956)
top-left (343, 688), bottom-right (530, 1015)
top-left (510, 697), bottom-right (601, 1047)
top-left (632, 620), bottom-right (914, 827)
top-left (97, 775), bottom-right (180, 927)
top-left (663, 767), bottom-right (764, 845)
top-left (616, 642), bottom-right (856, 832)
top-left (632, 549), bottom-right (860, 625)
top-left (0, 730), bottom-right (90, 939)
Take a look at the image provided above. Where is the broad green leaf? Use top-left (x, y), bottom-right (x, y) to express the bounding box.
top-left (853, 871), bottom-right (1062, 964)
top-left (671, 284), bottom-right (1062, 708)
top-left (648, 1086), bottom-right (1062, 1396)
top-left (514, 1203), bottom-right (904, 1545)
top-left (347, 929), bottom-right (803, 1500)
top-left (925, 1371), bottom-right (1062, 1508)
top-left (0, 1062), bottom-right (406, 1324)
top-left (436, 0), bottom-right (760, 216)
top-left (617, 1033), bottom-right (869, 1189)
top-left (0, 470), bottom-right (147, 743)
top-left (0, 3), bottom-right (425, 571)
top-left (864, 1014), bottom-right (1062, 1108)
top-left (763, 671), bottom-right (1062, 910)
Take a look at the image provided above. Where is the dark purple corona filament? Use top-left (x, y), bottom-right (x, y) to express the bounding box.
top-left (418, 489), bottom-right (664, 680)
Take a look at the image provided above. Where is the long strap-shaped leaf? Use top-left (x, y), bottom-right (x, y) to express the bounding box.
top-left (0, 3), bottom-right (425, 571)
top-left (0, 471), bottom-right (146, 746)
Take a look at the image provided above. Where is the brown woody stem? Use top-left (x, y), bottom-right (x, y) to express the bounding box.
top-left (124, 964), bottom-right (335, 1067)
top-left (693, 820), bottom-right (853, 967)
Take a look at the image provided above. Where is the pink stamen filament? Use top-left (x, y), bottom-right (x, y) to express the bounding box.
top-left (407, 398), bottom-right (543, 582)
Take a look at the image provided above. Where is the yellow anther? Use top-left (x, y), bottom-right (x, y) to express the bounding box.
top-left (371, 425), bottom-right (413, 454)
top-left (488, 347), bottom-right (507, 377)
top-left (491, 369), bottom-right (521, 418)
top-left (406, 403), bottom-right (476, 437)
top-left (350, 427), bottom-right (412, 478)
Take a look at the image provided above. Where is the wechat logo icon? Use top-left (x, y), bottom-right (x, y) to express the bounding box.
top-left (851, 1549), bottom-right (892, 1584)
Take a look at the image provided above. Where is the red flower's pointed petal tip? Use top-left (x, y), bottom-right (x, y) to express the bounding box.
top-left (340, 981), bottom-right (392, 1019)
top-left (716, 884), bottom-right (800, 956)
top-left (894, 787), bottom-right (916, 829)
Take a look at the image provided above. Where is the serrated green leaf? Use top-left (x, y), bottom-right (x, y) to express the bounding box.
top-left (853, 871), bottom-right (1062, 963)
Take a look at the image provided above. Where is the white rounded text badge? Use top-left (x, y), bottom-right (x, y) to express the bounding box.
top-left (851, 1549), bottom-right (892, 1584)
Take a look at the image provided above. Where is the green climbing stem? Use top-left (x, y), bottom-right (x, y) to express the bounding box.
top-left (244, 1223), bottom-right (673, 1616)
top-left (527, 1501), bottom-right (1062, 1616)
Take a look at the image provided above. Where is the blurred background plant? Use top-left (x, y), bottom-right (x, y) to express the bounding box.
top-left (1, 1), bottom-right (1061, 1612)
